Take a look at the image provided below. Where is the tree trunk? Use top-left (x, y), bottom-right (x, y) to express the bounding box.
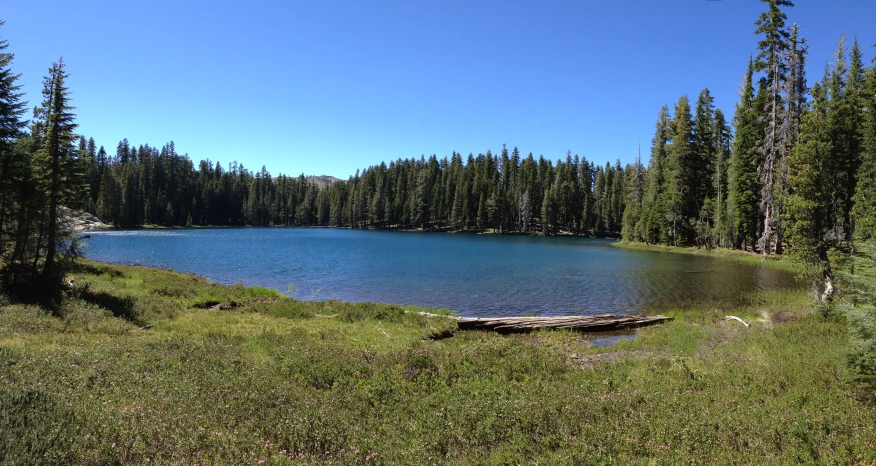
top-left (820, 252), bottom-right (834, 304)
top-left (30, 215), bottom-right (44, 270)
top-left (761, 210), bottom-right (773, 256)
top-left (41, 148), bottom-right (61, 283)
top-left (10, 202), bottom-right (32, 264)
top-left (775, 218), bottom-right (784, 255)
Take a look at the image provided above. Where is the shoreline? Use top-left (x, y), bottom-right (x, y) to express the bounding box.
top-left (611, 240), bottom-right (799, 272)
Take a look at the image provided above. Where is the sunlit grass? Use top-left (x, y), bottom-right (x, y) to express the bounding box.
top-left (0, 260), bottom-right (874, 464)
top-left (160, 308), bottom-right (447, 352)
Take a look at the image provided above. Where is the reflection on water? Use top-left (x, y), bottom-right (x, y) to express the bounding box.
top-left (583, 330), bottom-right (638, 347)
top-left (84, 228), bottom-right (802, 317)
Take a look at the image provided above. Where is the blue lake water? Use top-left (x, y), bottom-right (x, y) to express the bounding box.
top-left (83, 228), bottom-right (801, 317)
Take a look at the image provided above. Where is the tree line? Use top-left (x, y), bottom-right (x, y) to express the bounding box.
top-left (83, 140), bottom-right (630, 236)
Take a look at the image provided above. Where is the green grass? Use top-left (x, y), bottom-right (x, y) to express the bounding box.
top-left (0, 260), bottom-right (874, 464)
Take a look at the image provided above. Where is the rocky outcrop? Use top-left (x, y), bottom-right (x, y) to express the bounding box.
top-left (60, 207), bottom-right (111, 231)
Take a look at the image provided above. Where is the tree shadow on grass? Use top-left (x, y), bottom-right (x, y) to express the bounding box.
top-left (78, 288), bottom-right (140, 323)
top-left (69, 261), bottom-right (123, 278)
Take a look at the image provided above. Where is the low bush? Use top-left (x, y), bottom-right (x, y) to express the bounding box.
top-left (836, 241), bottom-right (876, 393)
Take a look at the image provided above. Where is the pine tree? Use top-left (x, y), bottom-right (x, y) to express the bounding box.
top-left (713, 109), bottom-right (732, 247)
top-left (85, 137), bottom-right (98, 206)
top-left (621, 146), bottom-right (645, 241)
top-left (692, 88), bottom-right (717, 210)
top-left (784, 82), bottom-right (834, 302)
top-left (609, 160), bottom-right (625, 236)
top-left (730, 59), bottom-right (763, 250)
top-left (0, 21), bottom-right (28, 257)
top-left (0, 20), bottom-right (26, 139)
top-left (662, 95), bottom-right (694, 246)
top-left (775, 24), bottom-right (807, 253)
top-left (541, 172), bottom-right (557, 236)
top-left (692, 89), bottom-right (717, 247)
top-left (851, 54), bottom-right (876, 239)
top-left (846, 38), bottom-right (865, 238)
top-left (823, 36), bottom-right (857, 244)
top-left (754, 0), bottom-right (793, 255)
top-left (35, 59), bottom-right (81, 290)
top-left (638, 106), bottom-right (671, 244)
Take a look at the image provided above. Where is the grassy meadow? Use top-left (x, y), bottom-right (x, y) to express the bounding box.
top-left (0, 260), bottom-right (874, 464)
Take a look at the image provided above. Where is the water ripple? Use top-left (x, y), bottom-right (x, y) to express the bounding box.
top-left (84, 228), bottom-right (802, 317)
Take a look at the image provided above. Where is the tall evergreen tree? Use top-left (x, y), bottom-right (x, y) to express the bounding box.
top-left (730, 60), bottom-right (764, 250)
top-left (692, 88), bottom-right (717, 209)
top-left (754, 0), bottom-right (793, 255)
top-left (662, 95), bottom-right (694, 246)
top-left (775, 24), bottom-right (807, 253)
top-left (638, 106), bottom-right (671, 244)
top-left (712, 109), bottom-right (733, 247)
top-left (0, 21), bottom-right (28, 256)
top-left (609, 160), bottom-right (625, 236)
top-left (692, 89), bottom-right (717, 247)
top-left (621, 146), bottom-right (645, 241)
top-left (785, 82), bottom-right (834, 302)
top-left (846, 38), bottom-right (866, 239)
top-left (851, 53), bottom-right (876, 240)
top-left (34, 59), bottom-right (81, 289)
top-left (823, 36), bottom-right (858, 244)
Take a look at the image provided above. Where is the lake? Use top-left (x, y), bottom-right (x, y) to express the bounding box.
top-left (83, 228), bottom-right (801, 317)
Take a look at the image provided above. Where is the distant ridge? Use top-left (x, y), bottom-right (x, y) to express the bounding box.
top-left (305, 175), bottom-right (342, 188)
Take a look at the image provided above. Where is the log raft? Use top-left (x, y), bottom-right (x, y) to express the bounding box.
top-left (419, 312), bottom-right (672, 334)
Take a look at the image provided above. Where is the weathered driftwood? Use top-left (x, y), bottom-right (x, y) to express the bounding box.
top-left (725, 315), bottom-right (751, 327)
top-left (415, 313), bottom-right (672, 334)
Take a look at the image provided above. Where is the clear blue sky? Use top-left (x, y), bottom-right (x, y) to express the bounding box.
top-left (3, 1), bottom-right (874, 178)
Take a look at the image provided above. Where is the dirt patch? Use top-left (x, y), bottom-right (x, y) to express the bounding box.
top-left (762, 310), bottom-right (809, 328)
top-left (702, 321), bottom-right (745, 351)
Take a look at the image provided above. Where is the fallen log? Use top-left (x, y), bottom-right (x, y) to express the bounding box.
top-left (454, 314), bottom-right (672, 334)
top-left (410, 312), bottom-right (672, 334)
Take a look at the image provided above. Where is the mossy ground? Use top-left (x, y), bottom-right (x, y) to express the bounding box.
top-left (1, 260), bottom-right (874, 464)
